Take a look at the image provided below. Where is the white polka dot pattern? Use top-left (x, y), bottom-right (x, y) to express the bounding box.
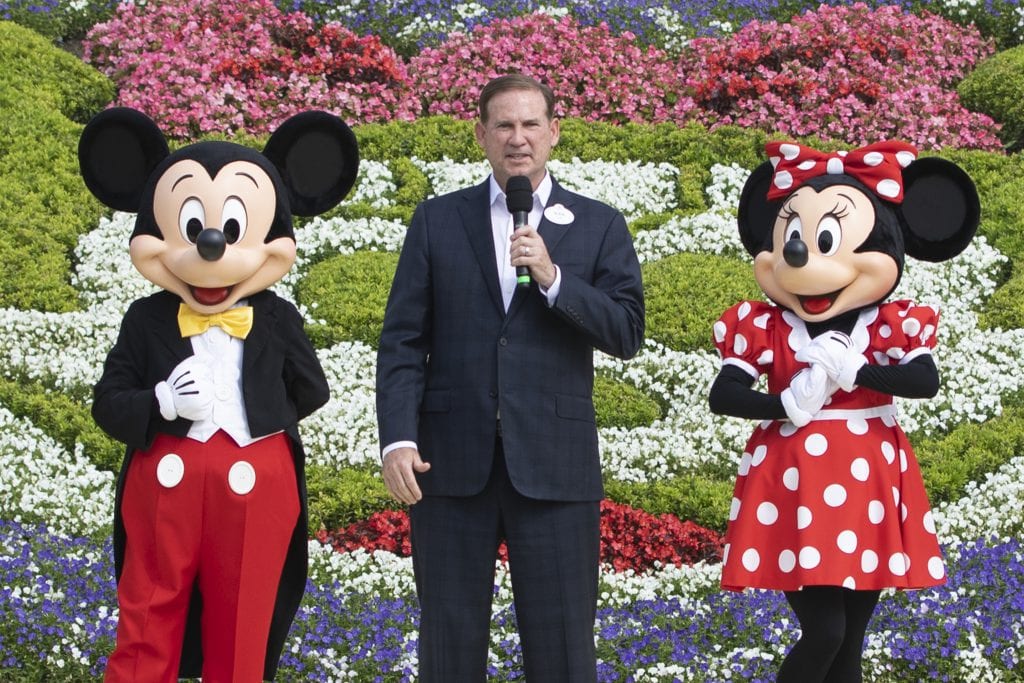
top-left (717, 301), bottom-right (945, 592)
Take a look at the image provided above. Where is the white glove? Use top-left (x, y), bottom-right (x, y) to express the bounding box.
top-left (781, 365), bottom-right (837, 427)
top-left (154, 355), bottom-right (214, 422)
top-left (795, 330), bottom-right (867, 392)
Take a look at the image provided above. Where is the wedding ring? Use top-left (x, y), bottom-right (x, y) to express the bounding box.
top-left (524, 246), bottom-right (531, 256)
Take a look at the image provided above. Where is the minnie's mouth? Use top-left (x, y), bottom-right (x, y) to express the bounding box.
top-left (190, 285), bottom-right (232, 306)
top-left (798, 290), bottom-right (842, 315)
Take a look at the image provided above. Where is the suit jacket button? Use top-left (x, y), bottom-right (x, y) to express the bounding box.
top-left (156, 453), bottom-right (184, 488)
top-left (499, 337), bottom-right (508, 346)
top-left (228, 461), bottom-right (256, 495)
top-left (489, 390), bottom-right (497, 398)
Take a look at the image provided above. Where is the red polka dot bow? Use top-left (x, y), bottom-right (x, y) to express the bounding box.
top-left (765, 141), bottom-right (918, 203)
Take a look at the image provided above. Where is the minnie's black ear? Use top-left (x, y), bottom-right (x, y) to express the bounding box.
top-left (78, 107), bottom-right (169, 212)
top-left (263, 111), bottom-right (360, 217)
top-left (899, 157), bottom-right (979, 262)
top-left (737, 161), bottom-right (783, 257)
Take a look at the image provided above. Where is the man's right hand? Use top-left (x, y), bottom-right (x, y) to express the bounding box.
top-left (382, 447), bottom-right (431, 505)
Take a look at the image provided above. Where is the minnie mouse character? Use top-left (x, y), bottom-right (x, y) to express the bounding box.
top-left (80, 107), bottom-right (359, 682)
top-left (709, 141), bottom-right (979, 680)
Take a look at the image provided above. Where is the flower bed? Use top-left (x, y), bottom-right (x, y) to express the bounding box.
top-left (2, 0), bottom-right (1024, 680)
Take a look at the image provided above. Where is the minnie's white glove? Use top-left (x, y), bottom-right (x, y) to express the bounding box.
top-left (781, 365), bottom-right (837, 427)
top-left (154, 355), bottom-right (214, 422)
top-left (795, 330), bottom-right (867, 392)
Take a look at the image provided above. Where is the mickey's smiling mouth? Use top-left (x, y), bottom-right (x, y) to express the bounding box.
top-left (798, 289), bottom-right (842, 315)
top-left (190, 285), bottom-right (232, 306)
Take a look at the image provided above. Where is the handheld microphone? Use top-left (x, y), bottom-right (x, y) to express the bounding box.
top-left (505, 175), bottom-right (534, 289)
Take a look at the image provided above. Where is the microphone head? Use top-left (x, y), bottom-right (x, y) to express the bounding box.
top-left (505, 175), bottom-right (533, 213)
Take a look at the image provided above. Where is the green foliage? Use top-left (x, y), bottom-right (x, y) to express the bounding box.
top-left (915, 403), bottom-right (1024, 504)
top-left (643, 252), bottom-right (762, 352)
top-left (594, 375), bottom-right (662, 429)
top-left (306, 463), bottom-right (398, 531)
top-left (959, 46), bottom-right (1024, 152)
top-left (0, 377), bottom-right (122, 473)
top-left (356, 116), bottom-right (481, 162)
top-left (603, 475), bottom-right (734, 533)
top-left (298, 251), bottom-right (399, 349)
top-left (944, 149), bottom-right (1024, 330)
top-left (0, 21), bottom-right (113, 312)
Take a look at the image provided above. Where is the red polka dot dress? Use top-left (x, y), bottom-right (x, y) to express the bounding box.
top-left (714, 300), bottom-right (946, 592)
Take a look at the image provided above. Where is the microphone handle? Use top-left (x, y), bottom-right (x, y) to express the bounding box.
top-left (512, 210), bottom-right (531, 288)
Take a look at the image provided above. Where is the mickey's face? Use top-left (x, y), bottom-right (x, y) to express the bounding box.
top-left (753, 184), bottom-right (899, 323)
top-left (129, 158), bottom-right (296, 315)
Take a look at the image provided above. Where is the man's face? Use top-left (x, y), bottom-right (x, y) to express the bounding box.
top-left (475, 88), bottom-right (560, 191)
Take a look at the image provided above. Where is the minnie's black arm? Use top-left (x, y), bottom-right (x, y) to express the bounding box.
top-left (855, 354), bottom-right (939, 398)
top-left (709, 364), bottom-right (788, 420)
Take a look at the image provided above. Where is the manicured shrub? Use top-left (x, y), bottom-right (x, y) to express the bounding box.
top-left (603, 475), bottom-right (734, 533)
top-left (0, 377), bottom-right (121, 473)
top-left (594, 375), bottom-right (663, 429)
top-left (676, 3), bottom-right (1003, 151)
top-left (297, 250), bottom-right (399, 349)
top-left (82, 0), bottom-right (416, 138)
top-left (305, 464), bottom-right (397, 531)
top-left (915, 404), bottom-right (1024, 504)
top-left (958, 45), bottom-right (1024, 152)
top-left (642, 252), bottom-right (762, 353)
top-left (0, 21), bottom-right (114, 311)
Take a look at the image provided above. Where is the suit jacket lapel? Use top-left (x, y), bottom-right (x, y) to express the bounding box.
top-left (537, 180), bottom-right (574, 255)
top-left (458, 181), bottom-right (505, 315)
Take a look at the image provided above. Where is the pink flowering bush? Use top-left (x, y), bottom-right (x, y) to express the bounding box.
top-left (675, 3), bottom-right (1003, 151)
top-left (83, 0), bottom-right (416, 138)
top-left (407, 13), bottom-right (683, 123)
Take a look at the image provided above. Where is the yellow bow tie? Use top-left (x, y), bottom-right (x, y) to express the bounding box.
top-left (177, 304), bottom-right (254, 340)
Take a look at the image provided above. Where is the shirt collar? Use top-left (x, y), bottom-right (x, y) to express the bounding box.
top-left (488, 172), bottom-right (553, 210)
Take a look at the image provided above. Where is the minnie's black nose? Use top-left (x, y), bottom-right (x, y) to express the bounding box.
top-left (783, 238), bottom-right (808, 268)
top-left (196, 228), bottom-right (226, 261)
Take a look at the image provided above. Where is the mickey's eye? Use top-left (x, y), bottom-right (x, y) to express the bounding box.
top-left (221, 196), bottom-right (247, 244)
top-left (179, 198), bottom-right (205, 243)
top-left (785, 215), bottom-right (803, 242)
top-left (816, 215), bottom-right (842, 256)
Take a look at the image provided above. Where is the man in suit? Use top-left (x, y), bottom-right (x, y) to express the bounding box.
top-left (376, 73), bottom-right (645, 681)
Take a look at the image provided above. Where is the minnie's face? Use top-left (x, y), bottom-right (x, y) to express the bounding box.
top-left (753, 184), bottom-right (899, 323)
top-left (129, 158), bottom-right (296, 315)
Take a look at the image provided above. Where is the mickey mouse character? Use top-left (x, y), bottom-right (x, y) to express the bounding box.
top-left (80, 107), bottom-right (358, 682)
top-left (709, 141), bottom-right (978, 680)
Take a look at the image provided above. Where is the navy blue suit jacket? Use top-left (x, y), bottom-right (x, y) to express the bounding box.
top-left (376, 178), bottom-right (644, 501)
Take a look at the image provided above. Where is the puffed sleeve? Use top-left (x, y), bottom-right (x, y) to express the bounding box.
top-left (713, 300), bottom-right (777, 380)
top-left (870, 300), bottom-right (940, 366)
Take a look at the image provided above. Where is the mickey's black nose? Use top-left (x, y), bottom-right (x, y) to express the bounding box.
top-left (196, 228), bottom-right (226, 261)
top-left (783, 238), bottom-right (808, 268)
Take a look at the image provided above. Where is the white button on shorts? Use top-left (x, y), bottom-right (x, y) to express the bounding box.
top-left (156, 453), bottom-right (185, 488)
top-left (228, 460), bottom-right (256, 495)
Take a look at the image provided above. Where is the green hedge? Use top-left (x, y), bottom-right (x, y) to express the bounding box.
top-left (0, 21), bottom-right (113, 312)
top-left (959, 46), bottom-right (1024, 153)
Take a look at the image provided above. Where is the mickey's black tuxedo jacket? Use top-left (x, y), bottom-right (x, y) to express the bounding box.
top-left (376, 178), bottom-right (645, 501)
top-left (93, 288), bottom-right (329, 680)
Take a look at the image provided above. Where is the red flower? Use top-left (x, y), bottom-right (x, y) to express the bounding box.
top-left (318, 501), bottom-right (723, 573)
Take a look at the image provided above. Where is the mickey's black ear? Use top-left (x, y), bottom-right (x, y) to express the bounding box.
top-left (78, 107), bottom-right (169, 212)
top-left (737, 161), bottom-right (782, 257)
top-left (263, 111), bottom-right (359, 217)
top-left (899, 157), bottom-right (979, 262)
